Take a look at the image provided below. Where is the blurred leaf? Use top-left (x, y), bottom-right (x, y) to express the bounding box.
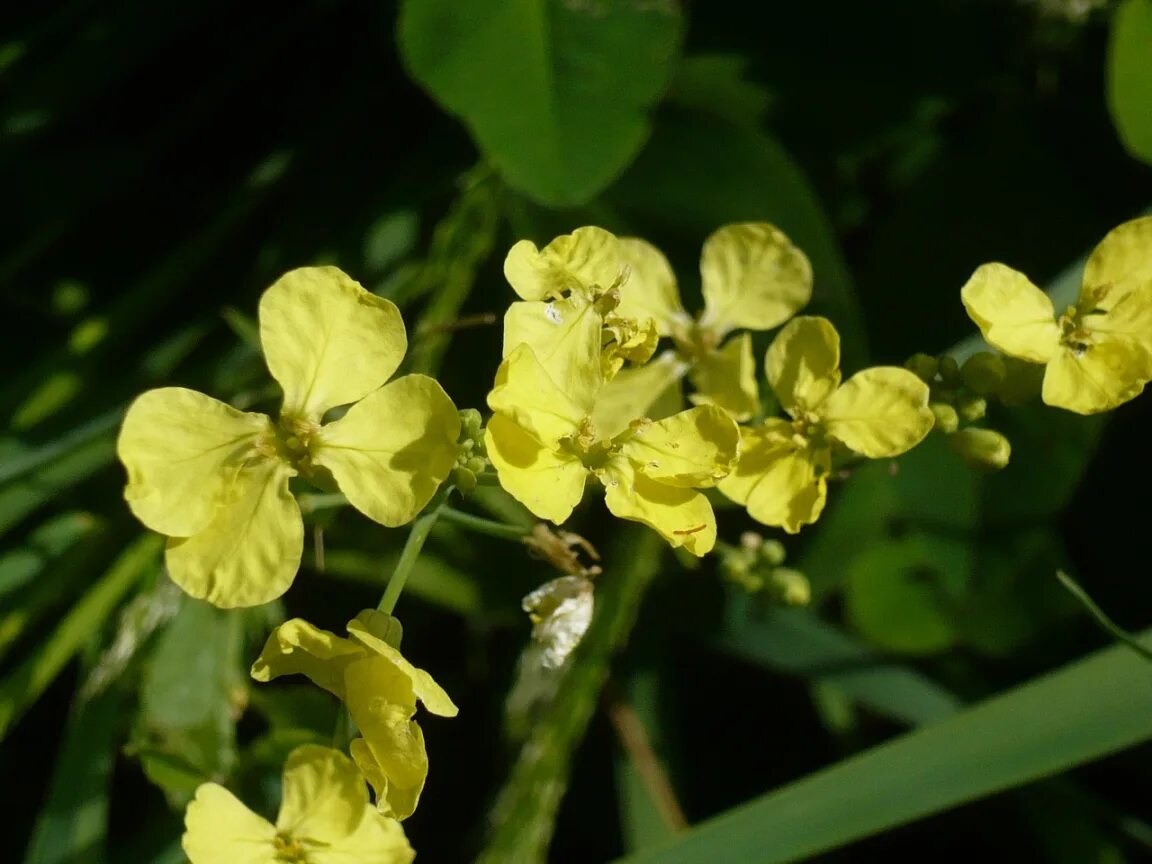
top-left (321, 544), bottom-right (483, 617)
top-left (0, 510), bottom-right (96, 599)
top-left (666, 54), bottom-right (773, 129)
top-left (0, 430), bottom-right (115, 533)
top-left (1107, 0), bottom-right (1152, 166)
top-left (398, 0), bottom-right (683, 205)
top-left (0, 533), bottom-right (161, 738)
top-left (617, 629), bottom-right (1152, 864)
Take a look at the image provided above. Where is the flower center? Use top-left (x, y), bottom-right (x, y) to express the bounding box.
top-left (790, 412), bottom-right (827, 448)
top-left (273, 833), bottom-right (309, 863)
top-left (558, 418), bottom-right (615, 470)
top-left (273, 412), bottom-right (323, 473)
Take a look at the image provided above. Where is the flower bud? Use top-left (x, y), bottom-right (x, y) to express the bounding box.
top-left (904, 352), bottom-right (938, 383)
top-left (950, 427), bottom-right (1011, 471)
top-left (769, 568), bottom-right (810, 606)
top-left (937, 354), bottom-right (962, 387)
top-left (960, 351), bottom-right (1007, 396)
top-left (930, 402), bottom-right (960, 433)
top-left (956, 394), bottom-right (987, 422)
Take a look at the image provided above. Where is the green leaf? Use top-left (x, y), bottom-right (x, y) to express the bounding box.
top-left (1108, 0), bottom-right (1152, 166)
top-left (616, 629), bottom-right (1152, 864)
top-left (398, 0), bottom-right (683, 205)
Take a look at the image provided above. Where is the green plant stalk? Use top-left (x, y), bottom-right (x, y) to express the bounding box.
top-left (1056, 569), bottom-right (1152, 664)
top-left (439, 505), bottom-right (528, 542)
top-left (377, 486), bottom-right (454, 615)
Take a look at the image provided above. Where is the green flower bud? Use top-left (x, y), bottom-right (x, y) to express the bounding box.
top-left (930, 402), bottom-right (960, 433)
top-left (937, 354), bottom-right (962, 387)
top-left (458, 407), bottom-right (484, 440)
top-left (904, 352), bottom-right (938, 383)
top-left (960, 351), bottom-right (1007, 396)
top-left (759, 538), bottom-right (787, 567)
top-left (769, 568), bottom-right (810, 606)
top-left (956, 394), bottom-right (987, 422)
top-left (452, 465), bottom-right (478, 495)
top-left (950, 427), bottom-right (1011, 471)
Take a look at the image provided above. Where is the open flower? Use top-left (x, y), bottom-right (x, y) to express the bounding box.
top-left (603, 222), bottom-right (813, 423)
top-left (720, 316), bottom-right (933, 533)
top-left (183, 744), bottom-right (413, 864)
top-left (251, 609), bottom-right (457, 820)
top-left (485, 343), bottom-right (739, 555)
top-left (117, 267), bottom-right (460, 608)
top-left (961, 216), bottom-right (1152, 414)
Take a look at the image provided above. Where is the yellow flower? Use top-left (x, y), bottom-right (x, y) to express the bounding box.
top-left (961, 216), bottom-right (1152, 414)
top-left (720, 316), bottom-right (933, 533)
top-left (117, 267), bottom-right (460, 608)
top-left (484, 343), bottom-right (739, 555)
top-left (603, 222), bottom-right (813, 423)
top-left (182, 743), bottom-right (414, 864)
top-left (250, 609), bottom-right (458, 820)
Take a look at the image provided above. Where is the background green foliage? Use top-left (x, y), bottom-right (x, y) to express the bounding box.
top-left (1, 0), bottom-right (1151, 861)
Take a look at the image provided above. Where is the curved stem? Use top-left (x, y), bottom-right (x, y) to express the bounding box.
top-left (377, 485), bottom-right (453, 615)
top-left (1057, 569), bottom-right (1152, 664)
top-left (439, 506), bottom-right (528, 542)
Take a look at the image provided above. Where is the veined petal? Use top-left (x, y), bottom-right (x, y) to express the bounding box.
top-left (484, 414), bottom-right (587, 524)
top-left (960, 263), bottom-right (1060, 362)
top-left (260, 266), bottom-right (406, 419)
top-left (165, 458), bottom-right (302, 608)
top-left (182, 783), bottom-right (277, 864)
top-left (601, 460), bottom-right (718, 556)
top-left (1042, 343), bottom-right (1149, 414)
top-left (616, 405), bottom-right (739, 487)
top-left (766, 316), bottom-right (842, 415)
top-left (1082, 216), bottom-right (1152, 306)
top-left (688, 332), bottom-right (760, 421)
top-left (276, 745), bottom-right (366, 841)
top-left (1086, 284), bottom-right (1152, 379)
top-left (615, 237), bottom-right (691, 336)
top-left (488, 344), bottom-right (588, 443)
top-left (118, 387), bottom-right (272, 537)
top-left (504, 227), bottom-right (624, 301)
top-left (698, 222), bottom-right (812, 337)
top-left (313, 375), bottom-right (459, 528)
top-left (717, 421), bottom-right (829, 534)
top-left (249, 618), bottom-right (363, 698)
top-left (310, 806), bottom-right (414, 864)
top-left (347, 611), bottom-right (458, 717)
top-left (820, 367), bottom-right (933, 458)
top-left (591, 351), bottom-right (688, 440)
top-left (502, 293), bottom-right (602, 406)
top-left (349, 738), bottom-right (423, 825)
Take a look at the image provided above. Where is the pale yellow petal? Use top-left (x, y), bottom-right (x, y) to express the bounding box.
top-left (688, 332), bottom-right (760, 421)
top-left (182, 783), bottom-right (277, 864)
top-left (503, 227), bottom-right (624, 301)
top-left (1082, 216), bottom-right (1152, 305)
top-left (276, 745), bottom-right (366, 841)
top-left (165, 458), bottom-right (302, 608)
top-left (249, 618), bottom-right (363, 698)
top-left (960, 263), bottom-right (1060, 362)
top-left (698, 222), bottom-right (812, 337)
top-left (1085, 283), bottom-right (1152, 379)
top-left (614, 237), bottom-right (691, 336)
top-left (616, 405), bottom-right (739, 487)
top-left (1042, 343), bottom-right (1149, 414)
top-left (313, 375), bottom-right (459, 528)
top-left (350, 739), bottom-right (422, 824)
top-left (591, 351), bottom-right (688, 440)
top-left (501, 293), bottom-right (602, 407)
top-left (310, 807), bottom-right (414, 864)
top-left (765, 316), bottom-right (842, 415)
top-left (488, 344), bottom-right (589, 443)
top-left (347, 611), bottom-right (458, 717)
top-left (484, 414), bottom-right (588, 524)
top-left (118, 387), bottom-right (272, 537)
top-left (820, 367), bottom-right (934, 458)
top-left (601, 460), bottom-right (717, 556)
top-left (260, 266), bottom-right (406, 419)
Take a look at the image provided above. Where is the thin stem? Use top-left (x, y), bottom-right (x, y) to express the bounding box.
top-left (298, 493), bottom-right (348, 513)
top-left (439, 506), bottom-right (528, 542)
top-left (1056, 569), bottom-right (1152, 664)
top-left (377, 486), bottom-right (453, 615)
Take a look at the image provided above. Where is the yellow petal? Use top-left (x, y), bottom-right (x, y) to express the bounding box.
top-left (591, 351), bottom-right (688, 440)
top-left (820, 367), bottom-right (934, 458)
top-left (615, 237), bottom-right (691, 336)
top-left (249, 618), bottom-right (363, 698)
top-left (488, 344), bottom-right (589, 443)
top-left (601, 460), bottom-right (718, 555)
top-left (717, 420), bottom-right (829, 534)
top-left (688, 332), bottom-right (760, 421)
top-left (501, 293), bottom-right (603, 406)
top-left (165, 458), bottom-right (302, 608)
top-left (182, 783), bottom-right (277, 864)
top-left (260, 266), bottom-right (406, 419)
top-left (313, 375), bottom-right (459, 528)
top-left (484, 414), bottom-right (588, 524)
top-left (347, 611), bottom-right (458, 717)
top-left (698, 222), bottom-right (812, 337)
top-left (276, 745), bottom-right (366, 841)
top-left (1085, 283), bottom-right (1152, 379)
top-left (118, 387), bottom-right (272, 537)
top-left (1042, 342), bottom-right (1149, 414)
top-left (310, 805), bottom-right (414, 864)
top-left (503, 227), bottom-right (624, 301)
top-left (766, 316), bottom-right (842, 415)
top-left (616, 405), bottom-right (739, 487)
top-left (960, 263), bottom-right (1060, 362)
top-left (1082, 216), bottom-right (1152, 305)
top-left (349, 738), bottom-right (423, 824)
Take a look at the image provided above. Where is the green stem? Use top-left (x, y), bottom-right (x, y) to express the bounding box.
top-left (440, 506), bottom-right (528, 542)
top-left (377, 486), bottom-right (453, 615)
top-left (1056, 569), bottom-right (1152, 664)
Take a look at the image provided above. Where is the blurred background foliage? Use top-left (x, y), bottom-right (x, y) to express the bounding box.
top-left (1, 0), bottom-right (1151, 861)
